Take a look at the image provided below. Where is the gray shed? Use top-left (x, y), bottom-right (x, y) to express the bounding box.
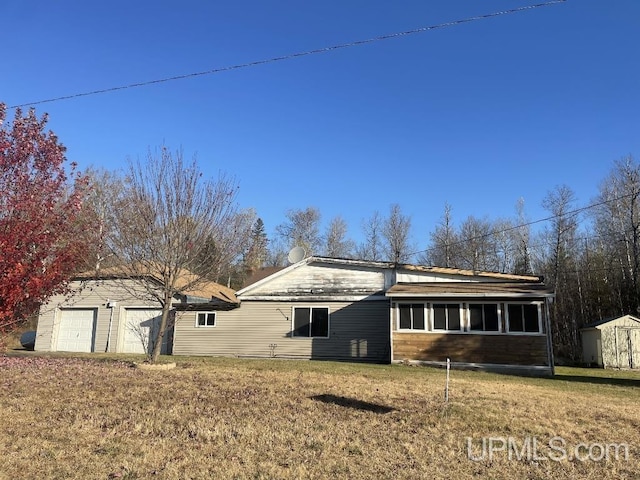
top-left (580, 315), bottom-right (640, 368)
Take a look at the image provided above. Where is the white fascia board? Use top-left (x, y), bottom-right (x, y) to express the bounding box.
top-left (239, 295), bottom-right (389, 302)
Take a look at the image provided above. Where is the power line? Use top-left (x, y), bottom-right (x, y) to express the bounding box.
top-left (409, 189), bottom-right (638, 258)
top-left (10, 0), bottom-right (567, 109)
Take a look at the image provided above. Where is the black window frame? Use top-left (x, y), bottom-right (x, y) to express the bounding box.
top-left (468, 303), bottom-right (500, 332)
top-left (292, 306), bottom-right (330, 338)
top-left (432, 303), bottom-right (462, 331)
top-left (506, 303), bottom-right (541, 333)
top-left (397, 303), bottom-right (426, 330)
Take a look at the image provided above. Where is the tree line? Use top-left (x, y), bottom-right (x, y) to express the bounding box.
top-left (2, 104), bottom-right (638, 362)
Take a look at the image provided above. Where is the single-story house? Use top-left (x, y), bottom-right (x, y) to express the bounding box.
top-left (172, 257), bottom-right (555, 375)
top-left (35, 257), bottom-right (554, 375)
top-left (580, 315), bottom-right (640, 368)
top-left (34, 269), bottom-right (238, 355)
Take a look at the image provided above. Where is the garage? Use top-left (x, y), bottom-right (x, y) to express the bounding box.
top-left (122, 308), bottom-right (164, 354)
top-left (56, 309), bottom-right (97, 352)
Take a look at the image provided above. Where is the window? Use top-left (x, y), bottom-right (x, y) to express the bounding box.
top-left (433, 304), bottom-right (461, 331)
top-left (469, 304), bottom-right (500, 332)
top-left (398, 304), bottom-right (425, 330)
top-left (507, 304), bottom-right (540, 333)
top-left (196, 312), bottom-right (216, 327)
top-left (292, 307), bottom-right (329, 338)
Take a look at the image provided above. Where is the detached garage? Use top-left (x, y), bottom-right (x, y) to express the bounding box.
top-left (581, 315), bottom-right (640, 369)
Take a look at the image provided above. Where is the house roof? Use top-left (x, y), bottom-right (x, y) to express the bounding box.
top-left (236, 256), bottom-right (546, 297)
top-left (580, 314), bottom-right (640, 330)
top-left (396, 263), bottom-right (543, 282)
top-left (386, 282), bottom-right (553, 298)
top-left (308, 256), bottom-right (543, 282)
top-left (74, 266), bottom-right (238, 304)
top-left (241, 266), bottom-right (287, 289)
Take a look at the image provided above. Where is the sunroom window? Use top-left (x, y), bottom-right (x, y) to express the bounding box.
top-left (507, 304), bottom-right (540, 333)
top-left (398, 304), bottom-right (425, 330)
top-left (469, 304), bottom-right (500, 332)
top-left (433, 304), bottom-right (461, 331)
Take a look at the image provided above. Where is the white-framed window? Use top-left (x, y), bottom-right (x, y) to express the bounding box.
top-left (506, 303), bottom-right (541, 333)
top-left (292, 307), bottom-right (330, 338)
top-left (433, 303), bottom-right (462, 331)
top-left (196, 312), bottom-right (216, 327)
top-left (398, 303), bottom-right (426, 330)
top-left (468, 303), bottom-right (500, 332)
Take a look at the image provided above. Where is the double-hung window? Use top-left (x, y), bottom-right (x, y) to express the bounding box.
top-left (469, 304), bottom-right (500, 332)
top-left (292, 307), bottom-right (329, 338)
top-left (433, 303), bottom-right (462, 331)
top-left (506, 303), bottom-right (541, 333)
top-left (398, 304), bottom-right (426, 330)
top-left (196, 312), bottom-right (216, 327)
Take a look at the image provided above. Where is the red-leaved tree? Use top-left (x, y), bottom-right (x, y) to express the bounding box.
top-left (0, 103), bottom-right (90, 338)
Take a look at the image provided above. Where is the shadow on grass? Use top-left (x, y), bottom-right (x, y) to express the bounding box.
top-left (310, 394), bottom-right (395, 414)
top-left (553, 374), bottom-right (640, 388)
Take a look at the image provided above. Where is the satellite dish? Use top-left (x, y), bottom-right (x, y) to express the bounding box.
top-left (288, 246), bottom-right (306, 264)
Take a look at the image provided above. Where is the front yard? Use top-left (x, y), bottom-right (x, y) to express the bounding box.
top-left (1, 353), bottom-right (638, 479)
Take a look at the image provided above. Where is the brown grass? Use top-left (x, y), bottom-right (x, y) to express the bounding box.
top-left (1, 353), bottom-right (639, 479)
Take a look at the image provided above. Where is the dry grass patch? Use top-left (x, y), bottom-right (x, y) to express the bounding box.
top-left (1, 354), bottom-right (638, 479)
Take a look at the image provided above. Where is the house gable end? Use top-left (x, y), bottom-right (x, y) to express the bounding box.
top-left (237, 257), bottom-right (389, 299)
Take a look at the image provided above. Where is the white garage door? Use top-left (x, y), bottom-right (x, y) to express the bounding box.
top-left (57, 309), bottom-right (97, 352)
top-left (123, 309), bottom-right (163, 354)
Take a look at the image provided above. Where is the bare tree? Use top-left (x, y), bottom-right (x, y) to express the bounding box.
top-left (512, 197), bottom-right (533, 274)
top-left (108, 146), bottom-right (239, 363)
top-left (275, 207), bottom-right (322, 255)
top-left (265, 236), bottom-right (289, 267)
top-left (80, 168), bottom-right (124, 271)
top-left (421, 203), bottom-right (457, 267)
top-left (492, 218), bottom-right (516, 273)
top-left (592, 156), bottom-right (640, 314)
top-left (382, 204), bottom-right (413, 264)
top-left (539, 184), bottom-right (581, 360)
top-left (323, 216), bottom-right (355, 258)
top-left (456, 216), bottom-right (496, 272)
top-left (195, 207), bottom-right (257, 286)
top-left (356, 211), bottom-right (384, 261)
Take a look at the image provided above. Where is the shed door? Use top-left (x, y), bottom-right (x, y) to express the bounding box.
top-left (630, 329), bottom-right (640, 369)
top-left (57, 309), bottom-right (97, 352)
top-left (123, 309), bottom-right (163, 354)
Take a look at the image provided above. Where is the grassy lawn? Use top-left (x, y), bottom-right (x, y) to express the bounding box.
top-left (1, 353), bottom-right (638, 479)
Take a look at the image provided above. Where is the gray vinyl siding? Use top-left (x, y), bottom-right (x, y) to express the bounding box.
top-left (173, 299), bottom-right (390, 362)
top-left (35, 279), bottom-right (161, 353)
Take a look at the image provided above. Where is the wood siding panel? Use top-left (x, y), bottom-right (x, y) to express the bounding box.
top-left (247, 264), bottom-right (386, 296)
top-left (173, 300), bottom-right (390, 362)
top-left (393, 333), bottom-right (549, 366)
top-left (396, 273), bottom-right (477, 283)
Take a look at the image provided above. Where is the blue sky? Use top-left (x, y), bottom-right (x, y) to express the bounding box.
top-left (2, 1), bottom-right (639, 248)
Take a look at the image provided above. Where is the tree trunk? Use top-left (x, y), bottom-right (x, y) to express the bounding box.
top-left (150, 292), bottom-right (172, 363)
